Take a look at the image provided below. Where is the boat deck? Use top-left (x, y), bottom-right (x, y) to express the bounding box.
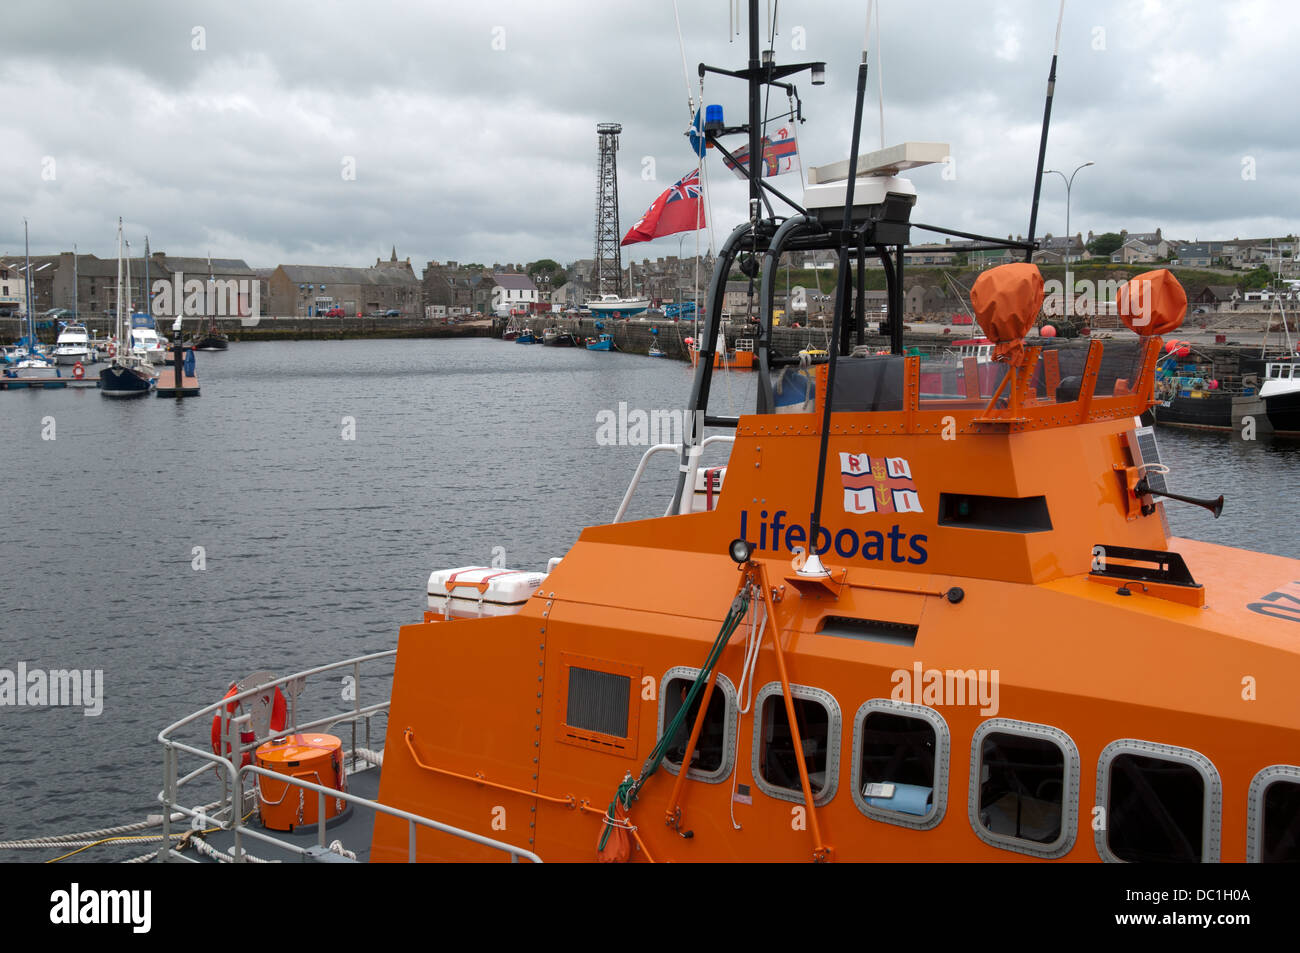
top-left (175, 760), bottom-right (380, 863)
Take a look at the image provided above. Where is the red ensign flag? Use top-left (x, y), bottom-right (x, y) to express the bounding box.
top-left (621, 169), bottom-right (706, 245)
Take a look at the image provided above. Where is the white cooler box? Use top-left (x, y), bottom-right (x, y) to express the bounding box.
top-left (427, 567), bottom-right (547, 619)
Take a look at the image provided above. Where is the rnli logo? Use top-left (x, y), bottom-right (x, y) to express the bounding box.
top-left (840, 453), bottom-right (922, 515)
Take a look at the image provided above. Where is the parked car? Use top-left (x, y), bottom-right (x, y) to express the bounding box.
top-left (384, 309), bottom-right (400, 317)
top-left (323, 307), bottom-right (345, 317)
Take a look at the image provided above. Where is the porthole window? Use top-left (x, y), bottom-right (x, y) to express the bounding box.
top-left (1247, 765), bottom-right (1300, 863)
top-left (657, 667), bottom-right (738, 784)
top-left (1096, 740), bottom-right (1221, 863)
top-left (969, 719), bottom-right (1080, 859)
top-left (752, 683), bottom-right (840, 807)
top-left (851, 700), bottom-right (948, 830)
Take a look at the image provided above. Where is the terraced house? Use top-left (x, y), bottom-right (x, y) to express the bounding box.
top-left (268, 248), bottom-right (419, 317)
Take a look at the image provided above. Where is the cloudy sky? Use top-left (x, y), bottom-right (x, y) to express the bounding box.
top-left (2, 0), bottom-right (1297, 270)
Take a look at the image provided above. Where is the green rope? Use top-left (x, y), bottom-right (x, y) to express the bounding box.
top-left (598, 589), bottom-right (752, 851)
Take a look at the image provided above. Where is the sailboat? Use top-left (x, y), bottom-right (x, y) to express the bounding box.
top-left (100, 220), bottom-right (157, 398)
top-left (192, 254), bottom-right (230, 351)
top-left (1, 220), bottom-right (63, 386)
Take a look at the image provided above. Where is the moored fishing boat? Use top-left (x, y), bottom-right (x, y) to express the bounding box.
top-left (1260, 358), bottom-right (1300, 435)
top-left (542, 327), bottom-right (576, 347)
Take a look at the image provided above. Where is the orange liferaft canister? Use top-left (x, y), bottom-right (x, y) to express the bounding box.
top-left (255, 733), bottom-right (347, 832)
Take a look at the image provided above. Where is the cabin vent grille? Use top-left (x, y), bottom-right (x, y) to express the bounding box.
top-left (565, 667), bottom-right (630, 738)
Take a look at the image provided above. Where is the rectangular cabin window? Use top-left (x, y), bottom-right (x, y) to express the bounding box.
top-left (976, 733), bottom-right (1066, 847)
top-left (938, 494), bottom-right (1053, 533)
top-left (1105, 753), bottom-right (1208, 862)
top-left (853, 704), bottom-right (949, 830)
top-left (660, 671), bottom-right (735, 783)
top-left (758, 695), bottom-right (831, 800)
top-left (1261, 779), bottom-right (1300, 863)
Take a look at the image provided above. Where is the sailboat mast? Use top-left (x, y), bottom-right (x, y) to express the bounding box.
top-left (73, 244), bottom-right (78, 322)
top-left (115, 220), bottom-right (123, 353)
top-left (23, 218), bottom-right (32, 347)
top-left (144, 235), bottom-right (151, 324)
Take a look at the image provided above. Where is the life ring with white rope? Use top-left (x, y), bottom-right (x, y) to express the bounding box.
top-left (211, 681), bottom-right (288, 766)
top-left (72, 362), bottom-right (84, 380)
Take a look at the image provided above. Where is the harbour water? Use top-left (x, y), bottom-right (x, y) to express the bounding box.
top-left (1, 338), bottom-right (1297, 859)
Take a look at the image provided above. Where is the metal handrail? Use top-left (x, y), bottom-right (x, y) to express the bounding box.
top-left (157, 649), bottom-right (540, 863)
top-left (612, 435), bottom-right (735, 523)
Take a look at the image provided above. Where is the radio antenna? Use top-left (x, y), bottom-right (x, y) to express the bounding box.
top-left (1024, 0), bottom-right (1066, 262)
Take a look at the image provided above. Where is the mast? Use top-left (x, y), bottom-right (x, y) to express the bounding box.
top-left (208, 251), bottom-right (215, 333)
top-left (144, 234), bottom-right (151, 326)
top-left (23, 219), bottom-right (32, 347)
top-left (73, 244), bottom-right (78, 323)
top-left (115, 219), bottom-right (123, 357)
top-left (1024, 0), bottom-right (1066, 262)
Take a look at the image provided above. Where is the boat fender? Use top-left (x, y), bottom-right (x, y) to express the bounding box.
top-left (211, 682), bottom-right (288, 766)
top-left (72, 362), bottom-right (84, 380)
top-left (107, 342), bottom-right (116, 358)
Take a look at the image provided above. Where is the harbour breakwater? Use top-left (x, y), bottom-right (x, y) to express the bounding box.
top-left (1, 315), bottom-right (495, 343)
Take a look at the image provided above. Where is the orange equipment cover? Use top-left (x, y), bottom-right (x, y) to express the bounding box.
top-left (969, 263), bottom-right (1043, 366)
top-left (1117, 268), bottom-right (1186, 336)
top-left (256, 733), bottom-right (347, 832)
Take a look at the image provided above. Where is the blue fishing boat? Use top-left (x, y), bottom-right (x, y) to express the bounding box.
top-left (515, 329), bottom-right (537, 345)
top-left (586, 333), bottom-right (616, 351)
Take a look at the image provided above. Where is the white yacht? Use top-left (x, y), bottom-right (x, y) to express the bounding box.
top-left (129, 314), bottom-right (168, 364)
top-left (52, 323), bottom-right (93, 365)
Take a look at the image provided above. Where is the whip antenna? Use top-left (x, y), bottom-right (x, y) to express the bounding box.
top-left (1025, 0), bottom-right (1066, 262)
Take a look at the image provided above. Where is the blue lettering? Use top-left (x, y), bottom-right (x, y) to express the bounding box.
top-left (908, 534), bottom-right (928, 564)
top-left (735, 511), bottom-right (930, 566)
top-left (784, 523), bottom-right (805, 552)
top-left (769, 510), bottom-right (787, 554)
top-left (888, 525), bottom-right (906, 563)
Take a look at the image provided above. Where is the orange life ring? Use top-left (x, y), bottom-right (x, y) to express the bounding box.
top-left (107, 342), bottom-right (116, 358)
top-left (211, 682), bottom-right (288, 766)
top-left (72, 362), bottom-right (84, 380)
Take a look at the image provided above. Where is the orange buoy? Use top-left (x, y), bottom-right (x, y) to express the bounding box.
top-left (211, 682), bottom-right (287, 766)
top-left (255, 733), bottom-right (348, 831)
top-left (72, 362), bottom-right (84, 379)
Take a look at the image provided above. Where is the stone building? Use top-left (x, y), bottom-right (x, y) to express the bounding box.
top-left (269, 248), bottom-right (419, 316)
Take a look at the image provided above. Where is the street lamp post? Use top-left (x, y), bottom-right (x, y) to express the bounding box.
top-left (1044, 161), bottom-right (1094, 320)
